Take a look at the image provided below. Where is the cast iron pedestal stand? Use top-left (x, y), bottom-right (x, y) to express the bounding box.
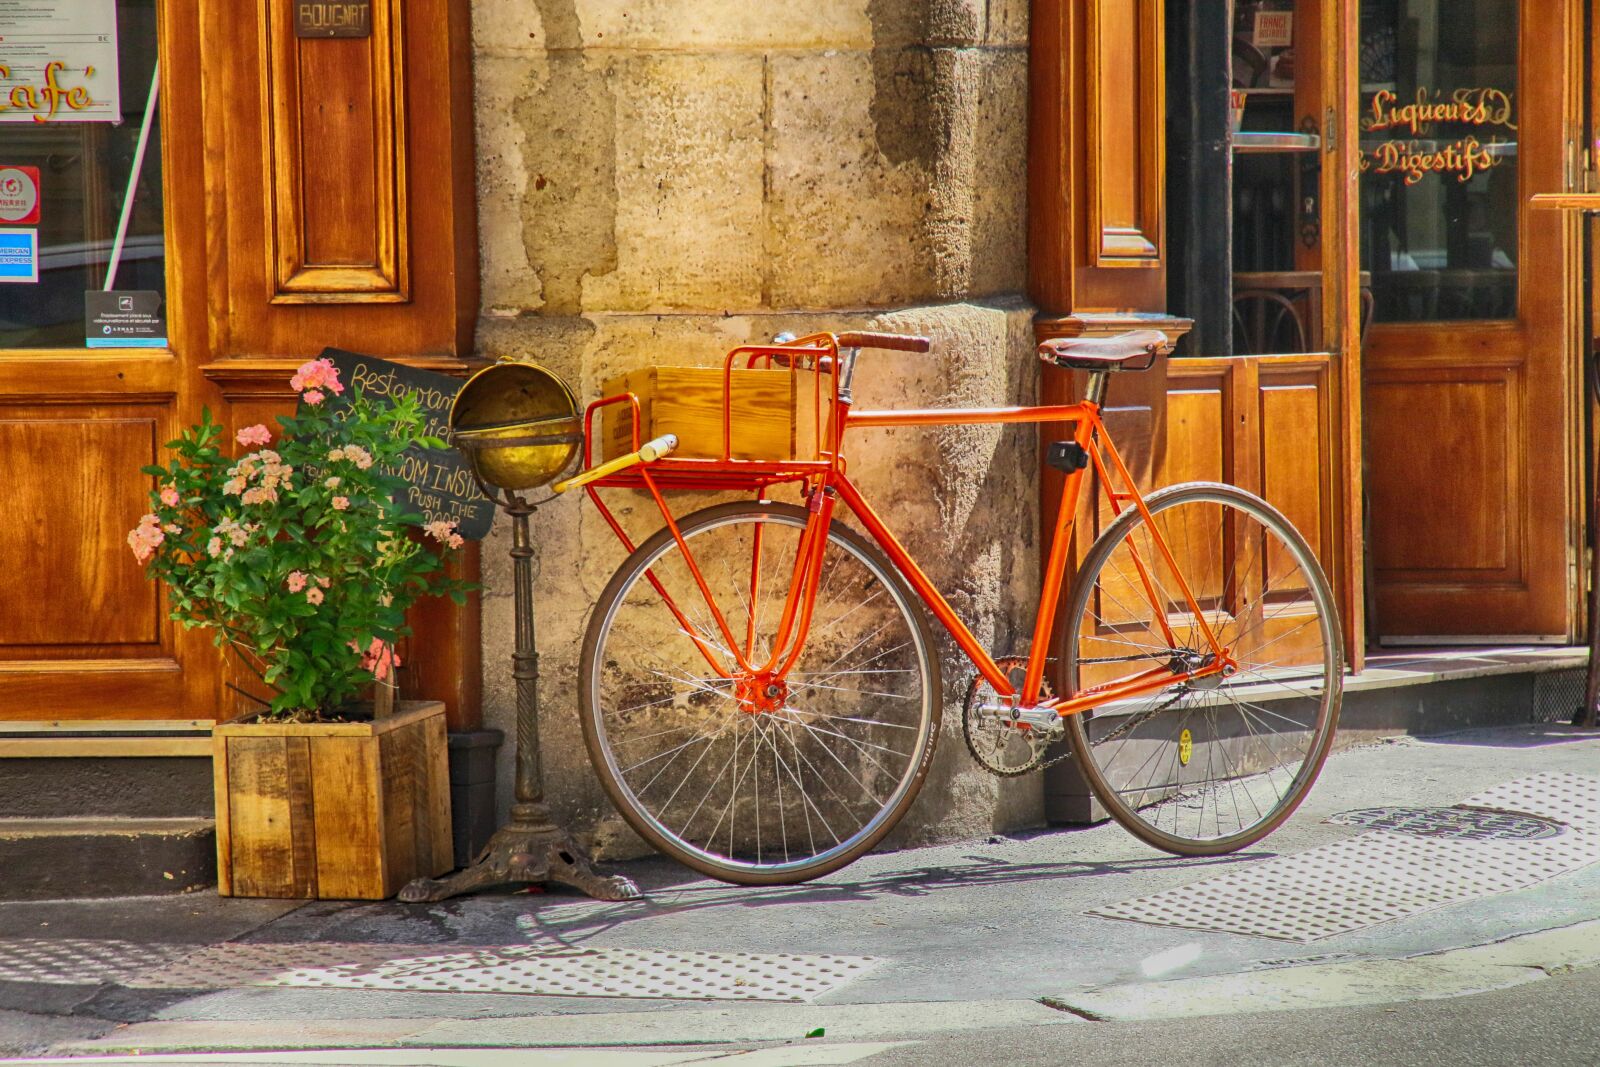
top-left (399, 495), bottom-right (640, 903)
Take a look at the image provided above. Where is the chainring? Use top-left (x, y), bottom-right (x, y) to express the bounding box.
top-left (962, 656), bottom-right (1060, 777)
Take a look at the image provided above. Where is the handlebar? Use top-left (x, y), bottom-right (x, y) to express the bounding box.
top-left (836, 332), bottom-right (931, 353)
top-left (552, 433), bottom-right (679, 494)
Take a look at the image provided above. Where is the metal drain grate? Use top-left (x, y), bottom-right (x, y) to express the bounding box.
top-left (1533, 669), bottom-right (1586, 724)
top-left (0, 939), bottom-right (190, 985)
top-left (1327, 806), bottom-right (1565, 841)
top-left (122, 942), bottom-right (875, 1002)
top-left (1091, 773), bottom-right (1600, 942)
top-left (1468, 772), bottom-right (1600, 828)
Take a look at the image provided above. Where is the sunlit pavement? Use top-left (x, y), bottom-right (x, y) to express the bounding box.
top-left (8, 723), bottom-right (1600, 1060)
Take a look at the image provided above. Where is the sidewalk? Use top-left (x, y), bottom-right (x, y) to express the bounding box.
top-left (8, 722), bottom-right (1600, 1061)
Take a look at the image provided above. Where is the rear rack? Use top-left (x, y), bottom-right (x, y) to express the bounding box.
top-left (578, 337), bottom-right (846, 493)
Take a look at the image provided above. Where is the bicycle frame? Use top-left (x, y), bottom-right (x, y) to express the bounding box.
top-left (580, 336), bottom-right (1235, 719)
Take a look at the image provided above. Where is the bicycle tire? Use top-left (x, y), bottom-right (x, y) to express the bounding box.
top-left (1061, 482), bottom-right (1343, 855)
top-left (579, 500), bottom-right (942, 885)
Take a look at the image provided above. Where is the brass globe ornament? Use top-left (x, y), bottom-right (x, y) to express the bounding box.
top-left (448, 361), bottom-right (583, 494)
top-left (400, 361), bottom-right (640, 904)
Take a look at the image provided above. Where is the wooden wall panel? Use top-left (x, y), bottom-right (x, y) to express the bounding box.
top-left (1085, 0), bottom-right (1163, 265)
top-left (262, 0), bottom-right (408, 302)
top-left (1162, 380), bottom-right (1228, 486)
top-left (205, 0), bottom-right (474, 361)
top-left (1259, 383), bottom-right (1326, 560)
top-left (1258, 364), bottom-right (1333, 608)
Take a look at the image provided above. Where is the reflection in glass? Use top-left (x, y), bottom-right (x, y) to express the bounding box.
top-left (1359, 0), bottom-right (1518, 323)
top-left (0, 1), bottom-right (164, 350)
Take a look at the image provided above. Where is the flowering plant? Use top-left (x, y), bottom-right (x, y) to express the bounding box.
top-left (130, 358), bottom-right (469, 721)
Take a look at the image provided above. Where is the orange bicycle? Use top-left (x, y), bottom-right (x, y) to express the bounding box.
top-left (555, 330), bottom-right (1343, 885)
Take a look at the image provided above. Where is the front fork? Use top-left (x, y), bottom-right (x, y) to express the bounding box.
top-left (661, 479), bottom-right (839, 700)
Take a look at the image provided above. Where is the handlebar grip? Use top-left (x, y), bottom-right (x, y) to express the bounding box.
top-left (836, 332), bottom-right (932, 353)
top-left (552, 434), bottom-right (679, 494)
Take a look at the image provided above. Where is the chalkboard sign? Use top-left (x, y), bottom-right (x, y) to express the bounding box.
top-left (307, 349), bottom-right (494, 541)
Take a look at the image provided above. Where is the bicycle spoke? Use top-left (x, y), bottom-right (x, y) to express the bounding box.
top-left (584, 505), bottom-right (936, 882)
top-left (1064, 486), bottom-right (1339, 854)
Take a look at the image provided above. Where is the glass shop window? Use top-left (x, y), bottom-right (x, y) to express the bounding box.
top-left (0, 0), bottom-right (166, 349)
top-left (1359, 0), bottom-right (1519, 323)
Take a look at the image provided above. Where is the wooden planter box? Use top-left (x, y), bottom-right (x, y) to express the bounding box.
top-left (213, 701), bottom-right (453, 899)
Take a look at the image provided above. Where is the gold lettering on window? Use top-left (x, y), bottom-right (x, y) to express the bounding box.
top-left (1361, 87), bottom-right (1515, 184)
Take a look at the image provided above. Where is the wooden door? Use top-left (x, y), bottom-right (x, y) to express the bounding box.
top-left (0, 0), bottom-right (479, 724)
top-left (0, 1), bottom-right (220, 719)
top-left (1363, 0), bottom-right (1581, 641)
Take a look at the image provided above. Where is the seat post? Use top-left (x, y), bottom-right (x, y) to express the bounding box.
top-left (1084, 370), bottom-right (1110, 409)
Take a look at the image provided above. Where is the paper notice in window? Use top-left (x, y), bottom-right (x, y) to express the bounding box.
top-left (1253, 11), bottom-right (1294, 49)
top-left (0, 0), bottom-right (122, 123)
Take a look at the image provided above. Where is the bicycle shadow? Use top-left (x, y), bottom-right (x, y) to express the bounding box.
top-left (507, 840), bottom-right (1274, 945)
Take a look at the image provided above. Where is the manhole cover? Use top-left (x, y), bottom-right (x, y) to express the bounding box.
top-left (1327, 806), bottom-right (1566, 841)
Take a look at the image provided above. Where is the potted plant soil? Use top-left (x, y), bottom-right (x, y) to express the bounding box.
top-left (130, 357), bottom-right (470, 899)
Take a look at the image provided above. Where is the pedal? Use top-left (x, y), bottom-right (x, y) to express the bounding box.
top-left (1046, 441), bottom-right (1089, 473)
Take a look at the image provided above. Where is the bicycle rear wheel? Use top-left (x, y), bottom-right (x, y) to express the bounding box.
top-left (580, 500), bottom-right (941, 885)
top-left (1061, 482), bottom-right (1342, 855)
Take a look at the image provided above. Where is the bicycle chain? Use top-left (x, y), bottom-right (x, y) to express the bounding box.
top-left (965, 653), bottom-right (1189, 775)
top-left (1032, 659), bottom-right (1189, 774)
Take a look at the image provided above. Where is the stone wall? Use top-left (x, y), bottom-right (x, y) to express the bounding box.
top-left (470, 0), bottom-right (1040, 855)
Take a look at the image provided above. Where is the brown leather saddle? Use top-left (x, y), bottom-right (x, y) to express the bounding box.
top-left (1037, 330), bottom-right (1172, 371)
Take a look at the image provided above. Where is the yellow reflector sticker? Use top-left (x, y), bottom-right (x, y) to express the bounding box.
top-left (1179, 728), bottom-right (1193, 766)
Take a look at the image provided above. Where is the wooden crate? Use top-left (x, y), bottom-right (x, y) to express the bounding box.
top-left (601, 366), bottom-right (811, 462)
top-left (213, 701), bottom-right (453, 900)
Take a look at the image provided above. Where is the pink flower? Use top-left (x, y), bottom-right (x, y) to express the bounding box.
top-left (339, 445), bottom-right (373, 470)
top-left (359, 638), bottom-right (402, 682)
top-left (159, 486), bottom-right (180, 507)
top-left (324, 476), bottom-right (342, 489)
top-left (303, 389), bottom-right (325, 406)
top-left (316, 575), bottom-right (331, 588)
top-left (306, 587), bottom-right (325, 605)
top-left (331, 495), bottom-right (349, 511)
top-left (236, 424), bottom-right (272, 448)
top-left (423, 519), bottom-right (464, 550)
top-left (222, 477), bottom-right (246, 496)
top-left (207, 537), bottom-right (223, 558)
top-left (286, 571), bottom-right (308, 593)
top-left (290, 358), bottom-right (345, 396)
top-left (127, 514), bottom-right (165, 563)
top-left (216, 518), bottom-right (251, 548)
top-left (241, 485), bottom-right (278, 506)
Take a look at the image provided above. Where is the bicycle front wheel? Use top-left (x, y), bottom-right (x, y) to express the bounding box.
top-left (1062, 482), bottom-right (1342, 855)
top-left (580, 501), bottom-right (941, 885)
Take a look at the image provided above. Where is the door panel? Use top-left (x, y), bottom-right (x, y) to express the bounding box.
top-left (1367, 370), bottom-right (1520, 576)
top-left (1362, 0), bottom-right (1577, 640)
top-left (0, 410), bottom-right (165, 649)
